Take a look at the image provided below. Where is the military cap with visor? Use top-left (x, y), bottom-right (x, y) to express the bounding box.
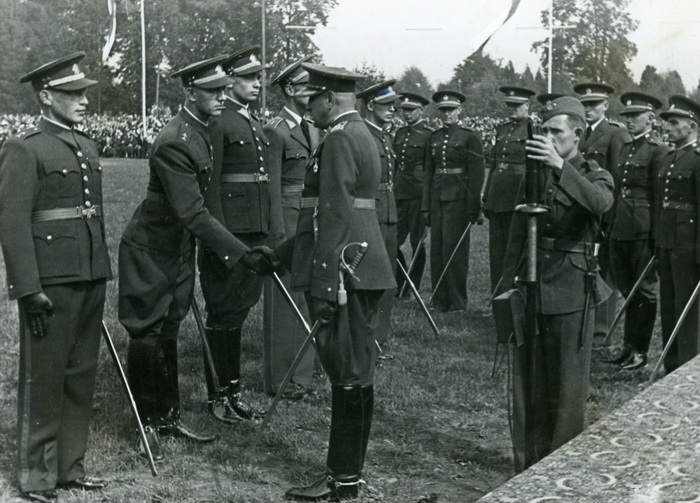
top-left (225, 45), bottom-right (269, 76)
top-left (170, 55), bottom-right (233, 89)
top-left (297, 63), bottom-right (364, 98)
top-left (20, 52), bottom-right (97, 92)
top-left (573, 82), bottom-right (615, 102)
top-left (539, 96), bottom-right (586, 123)
top-left (536, 92), bottom-right (566, 106)
top-left (271, 55), bottom-right (312, 87)
top-left (432, 90), bottom-right (466, 109)
top-left (499, 86), bottom-right (535, 104)
top-left (356, 79), bottom-right (401, 104)
top-left (659, 95), bottom-right (700, 124)
top-left (399, 92), bottom-right (430, 109)
top-left (619, 91), bottom-right (663, 115)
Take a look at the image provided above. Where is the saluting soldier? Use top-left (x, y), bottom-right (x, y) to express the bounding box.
top-left (271, 64), bottom-right (396, 501)
top-left (119, 57), bottom-right (271, 460)
top-left (0, 52), bottom-right (111, 503)
top-left (357, 80), bottom-right (401, 346)
top-left (574, 82), bottom-right (630, 345)
top-left (604, 92), bottom-right (669, 370)
top-left (422, 91), bottom-right (485, 312)
top-left (198, 46), bottom-right (280, 423)
top-left (499, 97), bottom-right (614, 472)
top-left (262, 56), bottom-right (319, 399)
top-left (394, 92), bottom-right (432, 296)
top-left (483, 86), bottom-right (535, 293)
top-left (654, 95), bottom-right (700, 374)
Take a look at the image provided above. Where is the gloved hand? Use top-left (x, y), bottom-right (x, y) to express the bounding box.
top-left (241, 246), bottom-right (282, 275)
top-left (20, 292), bottom-right (53, 338)
top-left (421, 210), bottom-right (431, 227)
top-left (310, 296), bottom-right (337, 324)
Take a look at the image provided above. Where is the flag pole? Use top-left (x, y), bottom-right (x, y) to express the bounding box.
top-left (140, 0), bottom-right (147, 140)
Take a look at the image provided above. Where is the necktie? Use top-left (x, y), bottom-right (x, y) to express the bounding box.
top-left (300, 119), bottom-right (312, 146)
top-left (584, 126), bottom-right (592, 142)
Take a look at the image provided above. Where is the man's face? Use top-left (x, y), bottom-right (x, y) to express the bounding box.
top-left (506, 101), bottom-right (529, 121)
top-left (583, 100), bottom-right (608, 124)
top-left (228, 72), bottom-right (262, 103)
top-left (401, 107), bottom-right (422, 125)
top-left (623, 111), bottom-right (652, 136)
top-left (439, 106), bottom-right (460, 125)
top-left (44, 89), bottom-right (89, 126)
top-left (542, 115), bottom-right (580, 160)
top-left (369, 101), bottom-right (396, 125)
top-left (286, 82), bottom-right (310, 109)
top-left (665, 117), bottom-right (696, 145)
top-left (193, 86), bottom-right (227, 118)
top-left (307, 92), bottom-right (332, 129)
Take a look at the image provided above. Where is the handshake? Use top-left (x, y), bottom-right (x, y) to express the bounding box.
top-left (241, 245), bottom-right (285, 276)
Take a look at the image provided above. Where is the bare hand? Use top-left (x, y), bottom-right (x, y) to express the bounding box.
top-left (526, 134), bottom-right (564, 171)
top-left (20, 292), bottom-right (53, 338)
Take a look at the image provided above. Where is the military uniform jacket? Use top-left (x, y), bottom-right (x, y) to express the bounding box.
top-left (277, 111), bottom-right (396, 301)
top-left (483, 117), bottom-right (529, 213)
top-left (610, 131), bottom-right (669, 241)
top-left (365, 120), bottom-right (398, 225)
top-left (0, 118), bottom-right (112, 300)
top-left (421, 123), bottom-right (485, 218)
top-left (393, 120), bottom-right (432, 200)
top-left (580, 118), bottom-right (629, 172)
top-left (121, 110), bottom-right (247, 265)
top-left (655, 140), bottom-right (700, 259)
top-left (501, 153), bottom-right (614, 314)
top-left (206, 97), bottom-right (274, 235)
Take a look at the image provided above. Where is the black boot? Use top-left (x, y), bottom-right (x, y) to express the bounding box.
top-left (285, 474), bottom-right (361, 501)
top-left (208, 379), bottom-right (262, 423)
top-left (203, 327), bottom-right (241, 396)
top-left (358, 386), bottom-right (374, 470)
top-left (622, 299), bottom-right (656, 371)
top-left (158, 408), bottom-right (216, 443)
top-left (136, 424), bottom-right (164, 462)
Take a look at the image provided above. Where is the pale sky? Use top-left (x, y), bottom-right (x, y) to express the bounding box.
top-left (311, 0), bottom-right (700, 91)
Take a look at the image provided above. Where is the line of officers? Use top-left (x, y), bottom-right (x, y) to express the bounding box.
top-left (3, 47), bottom-right (700, 502)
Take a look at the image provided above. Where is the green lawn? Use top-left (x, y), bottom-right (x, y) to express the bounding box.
top-left (0, 159), bottom-right (657, 502)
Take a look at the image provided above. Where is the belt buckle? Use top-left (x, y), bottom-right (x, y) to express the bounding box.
top-left (80, 205), bottom-right (97, 218)
top-left (662, 200), bottom-right (669, 209)
top-left (387, 181), bottom-right (394, 192)
top-left (257, 173), bottom-right (269, 183)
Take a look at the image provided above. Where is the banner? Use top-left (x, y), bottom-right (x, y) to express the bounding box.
top-left (471, 0), bottom-right (523, 57)
top-left (102, 0), bottom-right (117, 63)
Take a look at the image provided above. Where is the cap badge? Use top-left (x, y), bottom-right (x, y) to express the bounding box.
top-left (509, 90), bottom-right (515, 96)
top-left (586, 88), bottom-right (592, 95)
top-left (626, 100), bottom-right (632, 106)
top-left (72, 64), bottom-right (80, 75)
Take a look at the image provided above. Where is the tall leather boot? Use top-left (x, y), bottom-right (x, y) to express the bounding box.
top-left (358, 385), bottom-right (374, 471)
top-left (622, 298), bottom-right (656, 370)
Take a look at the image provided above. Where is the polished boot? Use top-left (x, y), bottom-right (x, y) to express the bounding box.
top-left (203, 327), bottom-right (241, 396)
top-left (158, 408), bottom-right (216, 443)
top-left (208, 379), bottom-right (262, 423)
top-left (137, 424), bottom-right (164, 462)
top-left (285, 474), bottom-right (361, 501)
top-left (57, 476), bottom-right (108, 491)
top-left (621, 351), bottom-right (648, 370)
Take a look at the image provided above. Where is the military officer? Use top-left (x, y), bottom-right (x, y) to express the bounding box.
top-left (357, 80), bottom-right (401, 346)
top-left (262, 56), bottom-right (319, 399)
top-left (574, 82), bottom-right (630, 345)
top-left (394, 92), bottom-right (432, 296)
top-left (605, 92), bottom-right (669, 370)
top-left (483, 86), bottom-right (535, 293)
top-left (655, 95), bottom-right (700, 373)
top-left (0, 53), bottom-right (111, 502)
top-left (119, 56), bottom-right (271, 460)
top-left (499, 96), bottom-right (614, 472)
top-left (271, 63), bottom-right (396, 501)
top-left (422, 91), bottom-right (485, 312)
top-left (536, 92), bottom-right (566, 109)
top-left (198, 46), bottom-right (280, 423)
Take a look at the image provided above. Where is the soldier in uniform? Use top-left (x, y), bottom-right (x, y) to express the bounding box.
top-left (394, 92), bottom-right (431, 296)
top-left (654, 95), bottom-right (700, 373)
top-left (483, 86), bottom-right (535, 294)
top-left (422, 91), bottom-right (484, 312)
top-left (119, 57), bottom-right (272, 460)
top-left (574, 82), bottom-right (630, 345)
top-left (499, 96), bottom-right (614, 472)
top-left (536, 92), bottom-right (566, 110)
top-left (357, 80), bottom-right (401, 346)
top-left (198, 46), bottom-right (279, 423)
top-left (0, 53), bottom-right (110, 502)
top-left (604, 92), bottom-right (669, 370)
top-left (270, 63), bottom-right (396, 501)
top-left (262, 56), bottom-right (319, 399)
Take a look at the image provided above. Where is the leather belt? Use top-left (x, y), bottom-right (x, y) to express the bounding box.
top-left (538, 237), bottom-right (591, 254)
top-left (435, 168), bottom-right (464, 175)
top-left (221, 173), bottom-right (269, 183)
top-left (300, 197), bottom-right (375, 210)
top-left (496, 162), bottom-right (525, 172)
top-left (662, 200), bottom-right (694, 211)
top-left (32, 205), bottom-right (101, 222)
top-left (377, 182), bottom-right (394, 192)
top-left (619, 186), bottom-right (649, 198)
top-left (281, 184), bottom-right (304, 195)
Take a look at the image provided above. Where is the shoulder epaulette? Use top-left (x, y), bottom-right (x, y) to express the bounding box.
top-left (20, 128), bottom-right (41, 140)
top-left (459, 123), bottom-right (473, 131)
top-left (421, 123), bottom-right (435, 132)
top-left (609, 120), bottom-right (624, 128)
top-left (267, 116), bottom-right (284, 128)
top-left (329, 121), bottom-right (347, 133)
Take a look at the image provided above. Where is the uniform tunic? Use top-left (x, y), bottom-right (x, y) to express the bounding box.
top-left (483, 117), bottom-right (529, 292)
top-left (0, 118), bottom-right (111, 492)
top-left (365, 120), bottom-right (398, 345)
top-left (276, 111), bottom-right (396, 385)
top-left (394, 120), bottom-right (431, 291)
top-left (262, 107), bottom-right (319, 394)
top-left (500, 153), bottom-right (613, 472)
top-left (655, 140), bottom-right (700, 372)
top-left (422, 123), bottom-right (484, 311)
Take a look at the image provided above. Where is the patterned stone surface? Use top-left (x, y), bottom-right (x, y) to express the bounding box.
top-left (478, 356), bottom-right (700, 503)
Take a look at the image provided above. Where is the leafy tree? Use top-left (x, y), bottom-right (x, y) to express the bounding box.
top-left (353, 62), bottom-right (387, 92)
top-left (395, 66), bottom-right (433, 97)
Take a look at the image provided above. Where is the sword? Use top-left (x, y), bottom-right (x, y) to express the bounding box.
top-left (398, 226), bottom-right (429, 298)
top-left (397, 259), bottom-right (440, 338)
top-left (101, 321), bottom-right (158, 476)
top-left (601, 255), bottom-right (657, 347)
top-left (272, 272), bottom-right (312, 334)
top-left (191, 297), bottom-right (221, 392)
top-left (429, 222), bottom-right (472, 304)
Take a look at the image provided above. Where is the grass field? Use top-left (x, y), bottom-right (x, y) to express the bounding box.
top-left (0, 159), bottom-right (660, 502)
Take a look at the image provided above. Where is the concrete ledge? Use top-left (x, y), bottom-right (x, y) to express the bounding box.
top-left (478, 356), bottom-right (700, 503)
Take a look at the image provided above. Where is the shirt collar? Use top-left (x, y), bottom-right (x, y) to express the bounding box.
top-left (40, 114), bottom-right (73, 131)
top-left (364, 119), bottom-right (383, 132)
top-left (226, 96), bottom-right (248, 110)
top-left (183, 106), bottom-right (208, 128)
top-left (634, 129), bottom-right (652, 141)
top-left (589, 117), bottom-right (605, 131)
top-left (283, 106), bottom-right (302, 126)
